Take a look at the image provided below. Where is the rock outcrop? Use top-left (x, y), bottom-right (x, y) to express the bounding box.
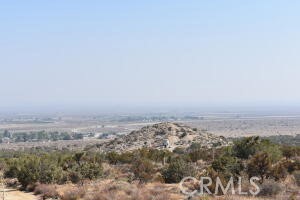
top-left (98, 122), bottom-right (229, 152)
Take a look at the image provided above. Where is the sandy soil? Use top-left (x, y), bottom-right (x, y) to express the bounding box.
top-left (1, 188), bottom-right (38, 200)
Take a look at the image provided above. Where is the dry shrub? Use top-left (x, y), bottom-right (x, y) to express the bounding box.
top-left (5, 178), bottom-right (18, 187)
top-left (61, 186), bottom-right (86, 200)
top-left (84, 181), bottom-right (132, 200)
top-left (151, 172), bottom-right (165, 183)
top-left (131, 158), bottom-right (155, 183)
top-left (130, 184), bottom-right (171, 200)
top-left (34, 184), bottom-right (59, 199)
top-left (257, 180), bottom-right (283, 197)
top-left (293, 170), bottom-right (300, 186)
top-left (25, 183), bottom-right (38, 192)
top-left (102, 162), bottom-right (118, 178)
top-left (84, 181), bottom-right (171, 200)
top-left (269, 162), bottom-right (288, 181)
top-left (215, 196), bottom-right (270, 200)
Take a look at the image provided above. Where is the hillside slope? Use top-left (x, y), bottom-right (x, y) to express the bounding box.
top-left (100, 122), bottom-right (229, 152)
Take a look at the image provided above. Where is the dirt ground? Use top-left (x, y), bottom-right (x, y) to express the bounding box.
top-left (1, 188), bottom-right (38, 200)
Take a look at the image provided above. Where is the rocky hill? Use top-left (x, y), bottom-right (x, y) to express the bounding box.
top-left (99, 122), bottom-right (229, 152)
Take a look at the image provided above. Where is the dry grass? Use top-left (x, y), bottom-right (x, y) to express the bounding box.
top-left (102, 162), bottom-right (124, 179)
top-left (84, 183), bottom-right (172, 200)
top-left (50, 183), bottom-right (86, 200)
top-left (257, 180), bottom-right (283, 197)
top-left (60, 186), bottom-right (86, 200)
top-left (7, 173), bottom-right (300, 200)
top-left (34, 184), bottom-right (59, 199)
top-left (194, 194), bottom-right (299, 200)
top-left (293, 171), bottom-right (300, 186)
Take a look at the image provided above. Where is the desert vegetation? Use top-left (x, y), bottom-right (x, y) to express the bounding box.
top-left (0, 130), bottom-right (92, 143)
top-left (0, 134), bottom-right (299, 199)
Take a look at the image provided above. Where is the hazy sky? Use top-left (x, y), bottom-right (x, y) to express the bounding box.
top-left (1, 1), bottom-right (300, 111)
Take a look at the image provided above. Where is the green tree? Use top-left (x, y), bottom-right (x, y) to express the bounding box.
top-left (233, 136), bottom-right (261, 159)
top-left (212, 154), bottom-right (243, 181)
top-left (247, 152), bottom-right (272, 183)
top-left (256, 139), bottom-right (282, 163)
top-left (162, 158), bottom-right (196, 183)
top-left (233, 137), bottom-right (282, 163)
top-left (106, 151), bottom-right (119, 165)
top-left (269, 162), bottom-right (288, 181)
top-left (281, 145), bottom-right (300, 159)
top-left (17, 156), bottom-right (41, 187)
top-left (131, 158), bottom-right (155, 182)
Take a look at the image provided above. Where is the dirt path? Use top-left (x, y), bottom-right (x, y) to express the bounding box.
top-left (1, 188), bottom-right (38, 200)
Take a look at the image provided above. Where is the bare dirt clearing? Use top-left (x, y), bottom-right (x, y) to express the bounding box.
top-left (2, 188), bottom-right (38, 200)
